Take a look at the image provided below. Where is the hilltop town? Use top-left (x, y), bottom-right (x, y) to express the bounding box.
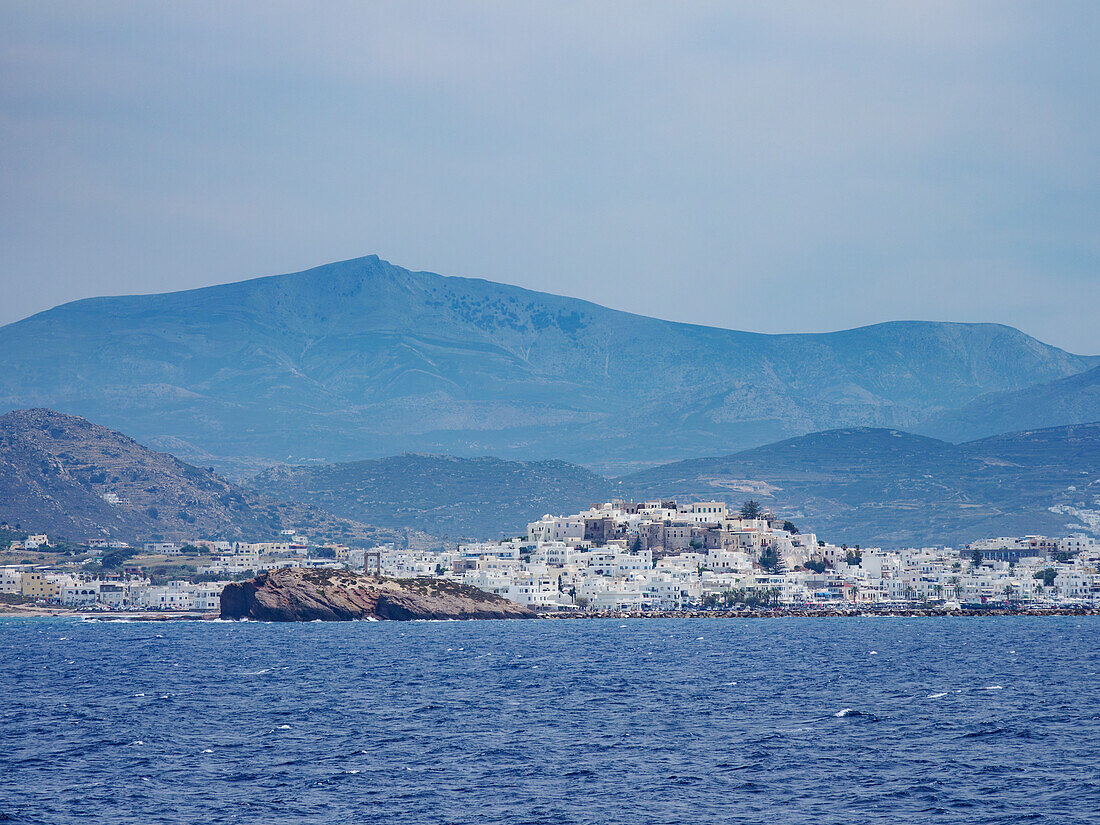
top-left (3, 498), bottom-right (1099, 615)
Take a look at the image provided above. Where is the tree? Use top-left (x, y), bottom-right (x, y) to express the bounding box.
top-left (739, 500), bottom-right (762, 520)
top-left (759, 545), bottom-right (784, 574)
top-left (845, 549), bottom-right (862, 566)
top-left (970, 548), bottom-right (983, 569)
top-left (804, 558), bottom-right (827, 574)
top-left (782, 520), bottom-right (799, 534)
top-left (99, 547), bottom-right (137, 571)
top-left (1034, 568), bottom-right (1057, 588)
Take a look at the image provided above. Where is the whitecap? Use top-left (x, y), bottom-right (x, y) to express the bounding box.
top-left (133, 693), bottom-right (145, 698)
top-left (834, 709), bottom-right (855, 717)
top-left (927, 692), bottom-right (948, 699)
top-left (201, 748), bottom-right (213, 754)
top-left (344, 769), bottom-right (361, 774)
top-left (722, 681), bottom-right (738, 686)
top-left (277, 724), bottom-right (291, 729)
top-left (130, 740), bottom-right (145, 746)
top-left (983, 685), bottom-right (1003, 691)
top-left (869, 650), bottom-right (878, 655)
top-left (696, 636), bottom-right (705, 640)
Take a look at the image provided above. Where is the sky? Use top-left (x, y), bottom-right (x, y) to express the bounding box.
top-left (2, 2), bottom-right (1098, 352)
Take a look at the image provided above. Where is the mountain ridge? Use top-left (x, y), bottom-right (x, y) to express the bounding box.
top-left (1, 255), bottom-right (1095, 473)
top-left (920, 365), bottom-right (1100, 443)
top-left (621, 422), bottom-right (1100, 547)
top-left (0, 408), bottom-right (426, 546)
top-left (251, 452), bottom-right (615, 539)
top-left (250, 420), bottom-right (1100, 547)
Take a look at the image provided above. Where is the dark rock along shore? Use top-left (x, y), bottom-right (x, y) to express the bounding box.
top-left (220, 567), bottom-right (536, 621)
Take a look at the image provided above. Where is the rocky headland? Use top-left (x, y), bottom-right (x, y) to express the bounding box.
top-left (220, 567), bottom-right (536, 621)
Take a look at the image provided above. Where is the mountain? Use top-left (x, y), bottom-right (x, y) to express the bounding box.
top-left (251, 454), bottom-right (614, 539)
top-left (0, 255), bottom-right (1095, 474)
top-left (621, 424), bottom-right (1100, 547)
top-left (0, 408), bottom-right (423, 545)
top-left (248, 422), bottom-right (1100, 547)
top-left (920, 365), bottom-right (1100, 443)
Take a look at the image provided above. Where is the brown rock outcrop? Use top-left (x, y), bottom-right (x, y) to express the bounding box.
top-left (220, 567), bottom-right (536, 621)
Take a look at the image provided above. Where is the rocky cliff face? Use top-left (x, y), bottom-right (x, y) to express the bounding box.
top-left (220, 567), bottom-right (536, 621)
top-left (0, 408), bottom-right (425, 545)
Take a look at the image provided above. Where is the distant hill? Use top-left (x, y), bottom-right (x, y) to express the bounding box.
top-left (621, 424), bottom-right (1100, 547)
top-left (0, 409), bottom-right (424, 546)
top-left (0, 255), bottom-right (1094, 474)
top-left (251, 454), bottom-right (614, 539)
top-left (5, 408), bottom-right (1096, 548)
top-left (920, 365), bottom-right (1100, 443)
top-left (247, 422), bottom-right (1100, 547)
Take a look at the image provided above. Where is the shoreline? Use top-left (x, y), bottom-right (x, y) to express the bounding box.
top-left (542, 606), bottom-right (1100, 619)
top-left (0, 605), bottom-right (214, 621)
top-left (3, 604), bottom-right (1099, 621)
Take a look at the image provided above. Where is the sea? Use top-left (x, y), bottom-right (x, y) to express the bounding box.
top-left (1, 616), bottom-right (1098, 825)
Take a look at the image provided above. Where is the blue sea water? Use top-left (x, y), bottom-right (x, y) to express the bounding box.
top-left (1, 616), bottom-right (1099, 825)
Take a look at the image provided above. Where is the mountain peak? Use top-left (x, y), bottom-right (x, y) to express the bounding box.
top-left (1, 256), bottom-right (1095, 473)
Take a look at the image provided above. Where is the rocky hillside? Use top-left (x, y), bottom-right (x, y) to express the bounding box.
top-left (0, 408), bottom-right (424, 545)
top-left (921, 365), bottom-right (1100, 443)
top-left (220, 567), bottom-right (536, 621)
top-left (1, 255), bottom-right (1094, 474)
top-left (621, 423), bottom-right (1100, 547)
top-left (251, 454), bottom-right (614, 538)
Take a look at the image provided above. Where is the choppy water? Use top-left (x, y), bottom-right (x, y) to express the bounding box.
top-left (2, 616), bottom-right (1099, 824)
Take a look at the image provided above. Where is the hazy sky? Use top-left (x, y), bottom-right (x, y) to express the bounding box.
top-left (2, 2), bottom-right (1098, 351)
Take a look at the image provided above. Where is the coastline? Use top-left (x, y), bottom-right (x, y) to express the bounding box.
top-left (542, 606), bottom-right (1100, 619)
top-left (3, 603), bottom-right (1098, 621)
top-left (0, 604), bottom-right (214, 621)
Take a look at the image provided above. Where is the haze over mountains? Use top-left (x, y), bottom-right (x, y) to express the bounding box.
top-left (0, 255), bottom-right (1097, 476)
top-left (919, 365), bottom-right (1100, 444)
top-left (253, 454), bottom-right (612, 540)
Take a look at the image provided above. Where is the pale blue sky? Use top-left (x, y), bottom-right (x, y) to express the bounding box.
top-left (2, 2), bottom-right (1098, 351)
